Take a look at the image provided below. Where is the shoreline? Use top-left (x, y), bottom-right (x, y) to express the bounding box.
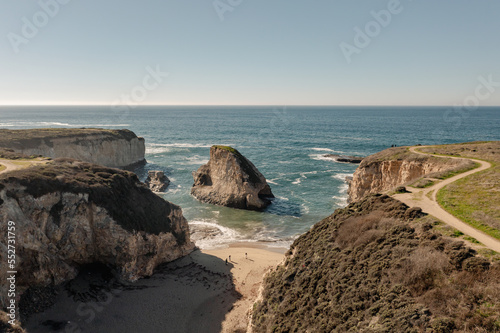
top-left (23, 242), bottom-right (286, 333)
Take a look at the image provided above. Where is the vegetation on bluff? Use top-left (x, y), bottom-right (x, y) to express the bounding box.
top-left (252, 194), bottom-right (500, 332)
top-left (0, 128), bottom-right (140, 150)
top-left (0, 159), bottom-right (187, 243)
top-left (419, 141), bottom-right (500, 241)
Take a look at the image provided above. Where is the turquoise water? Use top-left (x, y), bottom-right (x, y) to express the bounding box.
top-left (1, 106), bottom-right (499, 248)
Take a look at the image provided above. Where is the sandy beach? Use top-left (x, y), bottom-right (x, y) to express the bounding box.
top-left (23, 244), bottom-right (285, 333)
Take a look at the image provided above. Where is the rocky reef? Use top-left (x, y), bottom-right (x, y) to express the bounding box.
top-left (252, 194), bottom-right (500, 332)
top-left (145, 170), bottom-right (170, 192)
top-left (348, 147), bottom-right (474, 202)
top-left (323, 154), bottom-right (363, 164)
top-left (0, 159), bottom-right (194, 309)
top-left (0, 128), bottom-right (145, 168)
top-left (191, 146), bottom-right (274, 211)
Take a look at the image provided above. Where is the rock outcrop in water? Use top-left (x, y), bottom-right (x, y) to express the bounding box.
top-left (347, 147), bottom-right (474, 202)
top-left (145, 170), bottom-right (170, 192)
top-left (0, 159), bottom-right (194, 309)
top-left (323, 154), bottom-right (363, 164)
top-left (191, 146), bottom-right (274, 211)
top-left (0, 128), bottom-right (145, 168)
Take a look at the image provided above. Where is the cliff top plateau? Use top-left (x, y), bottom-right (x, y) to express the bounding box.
top-left (0, 128), bottom-right (146, 168)
top-left (0, 128), bottom-right (141, 149)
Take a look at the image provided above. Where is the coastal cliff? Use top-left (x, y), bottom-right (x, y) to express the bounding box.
top-left (0, 129), bottom-right (145, 168)
top-left (347, 147), bottom-right (474, 202)
top-left (252, 194), bottom-right (500, 332)
top-left (0, 159), bottom-right (194, 308)
top-left (191, 146), bottom-right (274, 211)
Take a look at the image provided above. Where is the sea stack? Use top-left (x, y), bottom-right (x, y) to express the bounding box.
top-left (191, 145), bottom-right (274, 211)
top-left (146, 170), bottom-right (170, 192)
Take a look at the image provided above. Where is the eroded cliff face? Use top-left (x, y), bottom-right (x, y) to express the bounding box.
top-left (0, 159), bottom-right (194, 307)
top-left (0, 129), bottom-right (145, 168)
top-left (347, 147), bottom-right (468, 202)
top-left (191, 146), bottom-right (274, 211)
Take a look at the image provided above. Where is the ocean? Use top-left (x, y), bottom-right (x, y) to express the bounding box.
top-left (1, 106), bottom-right (499, 248)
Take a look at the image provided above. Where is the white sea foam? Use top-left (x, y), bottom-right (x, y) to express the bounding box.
top-left (310, 147), bottom-right (344, 153)
top-left (183, 155), bottom-right (209, 165)
top-left (146, 147), bottom-right (171, 154)
top-left (309, 153), bottom-right (338, 162)
top-left (301, 203), bottom-right (310, 214)
top-left (188, 220), bottom-right (244, 249)
top-left (332, 173), bottom-right (354, 181)
top-left (332, 195), bottom-right (348, 207)
top-left (339, 183), bottom-right (349, 194)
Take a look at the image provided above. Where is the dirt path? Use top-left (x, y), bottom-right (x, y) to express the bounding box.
top-left (0, 159), bottom-right (23, 175)
top-left (0, 158), bottom-right (48, 176)
top-left (392, 146), bottom-right (500, 253)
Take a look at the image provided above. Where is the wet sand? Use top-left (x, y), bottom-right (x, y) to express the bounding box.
top-left (24, 244), bottom-right (285, 333)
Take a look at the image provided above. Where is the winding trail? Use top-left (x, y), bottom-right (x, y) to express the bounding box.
top-left (0, 158), bottom-right (48, 176)
top-left (392, 146), bottom-right (500, 253)
top-left (0, 159), bottom-right (23, 175)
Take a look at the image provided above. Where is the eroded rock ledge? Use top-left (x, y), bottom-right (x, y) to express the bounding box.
top-left (0, 128), bottom-right (146, 168)
top-left (0, 159), bottom-right (194, 308)
top-left (347, 146), bottom-right (474, 202)
top-left (191, 146), bottom-right (274, 211)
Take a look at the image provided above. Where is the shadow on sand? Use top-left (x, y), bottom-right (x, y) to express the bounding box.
top-left (23, 250), bottom-right (240, 333)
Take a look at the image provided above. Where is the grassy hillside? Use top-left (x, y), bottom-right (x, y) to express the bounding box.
top-left (252, 195), bottom-right (500, 332)
top-left (420, 142), bottom-right (500, 240)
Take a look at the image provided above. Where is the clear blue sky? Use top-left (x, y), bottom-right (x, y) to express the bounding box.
top-left (0, 0), bottom-right (499, 106)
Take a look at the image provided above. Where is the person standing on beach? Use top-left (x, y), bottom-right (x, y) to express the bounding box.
top-left (225, 258), bottom-right (228, 265)
top-left (229, 255), bottom-right (231, 262)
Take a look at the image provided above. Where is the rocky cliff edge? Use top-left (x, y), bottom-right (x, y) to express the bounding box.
top-left (0, 159), bottom-right (194, 308)
top-left (0, 128), bottom-right (145, 169)
top-left (347, 146), bottom-right (475, 202)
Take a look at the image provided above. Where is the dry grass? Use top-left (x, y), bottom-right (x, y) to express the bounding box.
top-left (0, 164), bottom-right (5, 172)
top-left (420, 142), bottom-right (500, 240)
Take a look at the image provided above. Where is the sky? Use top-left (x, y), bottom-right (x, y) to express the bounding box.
top-left (0, 0), bottom-right (499, 106)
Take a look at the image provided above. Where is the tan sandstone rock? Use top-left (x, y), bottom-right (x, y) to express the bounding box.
top-left (145, 170), bottom-right (170, 192)
top-left (191, 146), bottom-right (274, 211)
top-left (0, 159), bottom-right (194, 307)
top-left (0, 128), bottom-right (145, 168)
